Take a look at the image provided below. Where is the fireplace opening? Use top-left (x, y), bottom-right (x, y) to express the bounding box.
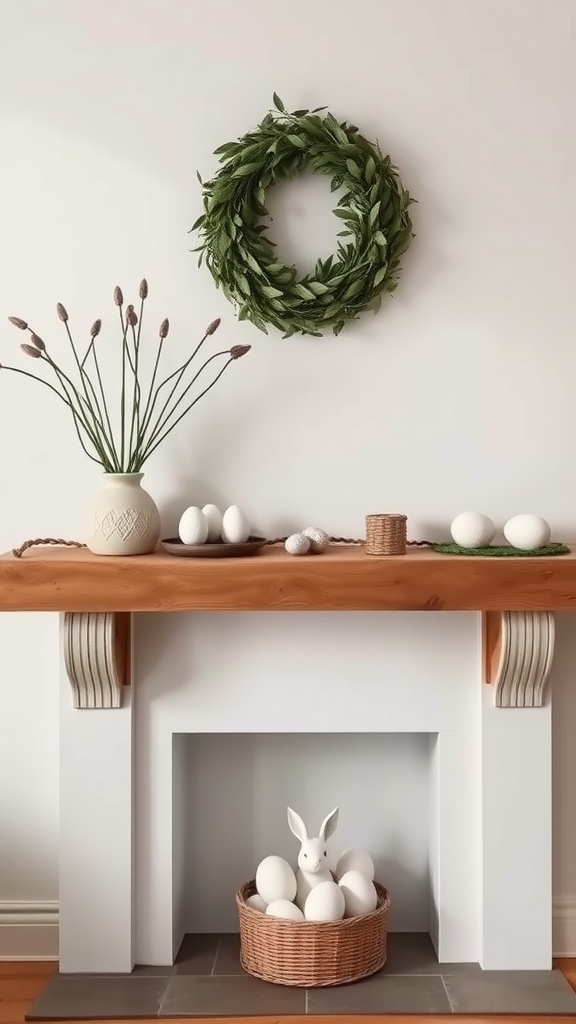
top-left (175, 732), bottom-right (433, 935)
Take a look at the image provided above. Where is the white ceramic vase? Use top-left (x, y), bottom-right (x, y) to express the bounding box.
top-left (87, 473), bottom-right (161, 556)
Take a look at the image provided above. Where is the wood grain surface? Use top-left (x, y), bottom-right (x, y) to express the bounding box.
top-left (1, 545), bottom-right (576, 613)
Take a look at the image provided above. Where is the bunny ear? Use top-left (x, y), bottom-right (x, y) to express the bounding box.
top-left (319, 807), bottom-right (339, 841)
top-left (287, 807), bottom-right (308, 842)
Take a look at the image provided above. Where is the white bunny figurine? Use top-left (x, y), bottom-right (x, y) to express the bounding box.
top-left (287, 806), bottom-right (339, 911)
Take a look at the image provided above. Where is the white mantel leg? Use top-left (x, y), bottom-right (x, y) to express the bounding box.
top-left (59, 613), bottom-right (134, 973)
top-left (480, 611), bottom-right (553, 969)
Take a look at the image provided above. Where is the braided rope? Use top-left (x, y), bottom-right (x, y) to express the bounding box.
top-left (12, 537), bottom-right (87, 558)
top-left (11, 536), bottom-right (433, 557)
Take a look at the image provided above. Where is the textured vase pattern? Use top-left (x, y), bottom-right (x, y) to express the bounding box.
top-left (95, 508), bottom-right (154, 543)
top-left (87, 473), bottom-right (161, 556)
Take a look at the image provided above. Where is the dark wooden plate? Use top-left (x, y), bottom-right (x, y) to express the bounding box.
top-left (160, 536), bottom-right (268, 558)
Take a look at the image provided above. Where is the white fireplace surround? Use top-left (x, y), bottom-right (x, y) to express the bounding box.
top-left (58, 609), bottom-right (553, 975)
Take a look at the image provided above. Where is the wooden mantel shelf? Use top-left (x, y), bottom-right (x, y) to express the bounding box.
top-left (1, 544), bottom-right (576, 613)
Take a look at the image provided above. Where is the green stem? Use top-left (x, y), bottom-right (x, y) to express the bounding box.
top-left (139, 359), bottom-right (233, 465)
top-left (43, 357), bottom-right (112, 469)
top-left (90, 347), bottom-right (119, 470)
top-left (81, 338), bottom-right (94, 369)
top-left (128, 341), bottom-right (164, 470)
top-left (66, 404), bottom-right (108, 466)
top-left (44, 353), bottom-right (116, 470)
top-left (2, 363), bottom-right (107, 468)
top-left (1, 364), bottom-right (71, 405)
top-left (80, 371), bottom-right (119, 469)
top-left (61, 321), bottom-right (118, 469)
top-left (135, 330), bottom-right (210, 459)
top-left (142, 350), bottom-right (228, 455)
top-left (127, 317), bottom-right (142, 469)
top-left (118, 306), bottom-right (128, 470)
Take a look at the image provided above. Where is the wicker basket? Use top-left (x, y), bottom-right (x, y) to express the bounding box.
top-left (365, 514), bottom-right (407, 555)
top-left (236, 879), bottom-right (390, 987)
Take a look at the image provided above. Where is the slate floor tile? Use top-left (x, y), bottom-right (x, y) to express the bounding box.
top-left (307, 973), bottom-right (451, 1014)
top-left (174, 933), bottom-right (220, 975)
top-left (385, 931), bottom-right (480, 976)
top-left (26, 974), bottom-right (167, 1020)
top-left (443, 968), bottom-right (576, 1014)
top-left (160, 973), bottom-right (306, 1017)
top-left (212, 933), bottom-right (244, 976)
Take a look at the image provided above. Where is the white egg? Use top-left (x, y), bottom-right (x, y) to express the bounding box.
top-left (266, 899), bottom-right (305, 922)
top-left (303, 526), bottom-right (330, 554)
top-left (202, 504), bottom-right (223, 543)
top-left (338, 870), bottom-right (378, 918)
top-left (255, 855), bottom-right (297, 904)
top-left (335, 847), bottom-right (375, 882)
top-left (450, 511), bottom-right (495, 548)
top-left (246, 894), bottom-right (268, 912)
top-left (504, 514), bottom-right (551, 551)
top-left (304, 880), bottom-right (345, 922)
top-left (178, 506), bottom-right (209, 545)
top-left (221, 505), bottom-right (250, 544)
top-left (285, 533), bottom-right (311, 555)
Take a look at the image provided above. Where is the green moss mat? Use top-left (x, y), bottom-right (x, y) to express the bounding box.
top-left (432, 542), bottom-right (570, 557)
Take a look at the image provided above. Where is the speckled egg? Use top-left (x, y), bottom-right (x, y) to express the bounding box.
top-left (303, 526), bottom-right (330, 553)
top-left (285, 533), bottom-right (311, 556)
top-left (450, 511), bottom-right (495, 548)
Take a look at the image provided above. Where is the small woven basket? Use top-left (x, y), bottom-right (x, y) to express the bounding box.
top-left (365, 514), bottom-right (407, 555)
top-left (236, 880), bottom-right (390, 987)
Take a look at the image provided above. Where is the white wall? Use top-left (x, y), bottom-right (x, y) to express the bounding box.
top-left (1, 0), bottom-right (576, 953)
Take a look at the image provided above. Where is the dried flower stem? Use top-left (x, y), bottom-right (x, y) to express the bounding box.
top-left (89, 346), bottom-right (118, 470)
top-left (46, 358), bottom-right (113, 469)
top-left (44, 350), bottom-right (117, 471)
top-left (141, 350), bottom-right (229, 456)
top-left (60, 318), bottom-right (117, 467)
top-left (127, 301), bottom-right (144, 465)
top-left (131, 329), bottom-right (211, 466)
top-left (118, 303), bottom-right (128, 469)
top-left (2, 363), bottom-right (105, 467)
top-left (5, 284), bottom-right (250, 472)
top-left (143, 358), bottom-right (234, 462)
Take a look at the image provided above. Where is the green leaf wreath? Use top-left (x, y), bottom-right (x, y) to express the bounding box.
top-left (192, 94), bottom-right (415, 337)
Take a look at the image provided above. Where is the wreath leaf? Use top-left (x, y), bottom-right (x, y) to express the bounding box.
top-left (193, 94), bottom-right (414, 336)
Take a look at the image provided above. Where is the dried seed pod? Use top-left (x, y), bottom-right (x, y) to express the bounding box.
top-left (139, 279), bottom-right (148, 299)
top-left (30, 333), bottom-right (46, 352)
top-left (126, 305), bottom-right (138, 326)
top-left (229, 344), bottom-right (251, 360)
top-left (159, 317), bottom-right (169, 339)
top-left (8, 316), bottom-right (28, 330)
top-left (56, 302), bottom-right (69, 322)
top-left (206, 317), bottom-right (221, 336)
top-left (114, 286), bottom-right (124, 306)
top-left (21, 343), bottom-right (41, 359)
top-left (90, 318), bottom-right (102, 338)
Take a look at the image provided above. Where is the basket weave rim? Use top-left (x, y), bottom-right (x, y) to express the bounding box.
top-left (236, 879), bottom-right (390, 929)
top-left (366, 513), bottom-right (407, 521)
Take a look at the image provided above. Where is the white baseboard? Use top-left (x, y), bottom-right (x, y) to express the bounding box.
top-left (0, 897), bottom-right (573, 962)
top-left (0, 901), bottom-right (58, 961)
top-left (553, 897), bottom-right (576, 957)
